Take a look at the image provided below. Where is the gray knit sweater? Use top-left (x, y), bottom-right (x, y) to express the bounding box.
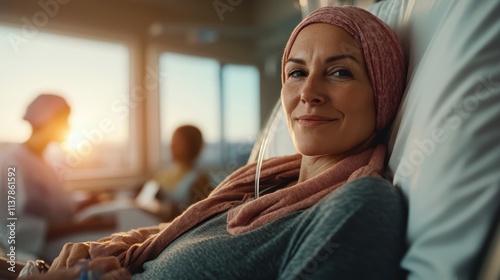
top-left (133, 177), bottom-right (407, 280)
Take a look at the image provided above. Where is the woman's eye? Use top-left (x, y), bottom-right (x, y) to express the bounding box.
top-left (288, 69), bottom-right (306, 78)
top-left (332, 69), bottom-right (353, 78)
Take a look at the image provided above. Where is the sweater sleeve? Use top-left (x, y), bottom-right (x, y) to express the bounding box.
top-left (88, 222), bottom-right (169, 262)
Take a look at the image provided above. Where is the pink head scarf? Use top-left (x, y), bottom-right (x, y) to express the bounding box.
top-left (282, 6), bottom-right (406, 131)
top-left (23, 94), bottom-right (70, 128)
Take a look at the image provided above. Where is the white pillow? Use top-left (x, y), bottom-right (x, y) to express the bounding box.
top-left (369, 1), bottom-right (500, 279)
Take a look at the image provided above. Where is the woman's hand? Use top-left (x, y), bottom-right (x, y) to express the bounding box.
top-left (49, 242), bottom-right (90, 271)
top-left (26, 257), bottom-right (131, 280)
top-left (86, 257), bottom-right (131, 280)
top-left (88, 257), bottom-right (131, 280)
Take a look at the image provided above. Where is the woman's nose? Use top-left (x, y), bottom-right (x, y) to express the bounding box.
top-left (300, 77), bottom-right (326, 105)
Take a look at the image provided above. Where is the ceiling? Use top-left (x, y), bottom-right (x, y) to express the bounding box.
top-left (0, 0), bottom-right (302, 63)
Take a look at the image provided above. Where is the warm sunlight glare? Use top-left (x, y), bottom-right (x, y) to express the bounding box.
top-left (62, 129), bottom-right (83, 151)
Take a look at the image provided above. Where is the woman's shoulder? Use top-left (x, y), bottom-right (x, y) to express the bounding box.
top-left (280, 177), bottom-right (407, 279)
top-left (328, 176), bottom-right (401, 201)
top-left (311, 176), bottom-right (406, 221)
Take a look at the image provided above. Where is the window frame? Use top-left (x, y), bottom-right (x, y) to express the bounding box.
top-left (146, 44), bottom-right (261, 175)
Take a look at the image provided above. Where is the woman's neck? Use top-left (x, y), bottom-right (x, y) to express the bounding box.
top-left (297, 133), bottom-right (378, 183)
top-left (24, 134), bottom-right (50, 157)
top-left (298, 155), bottom-right (341, 183)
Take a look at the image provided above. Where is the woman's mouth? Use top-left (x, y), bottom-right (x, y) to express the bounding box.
top-left (296, 115), bottom-right (338, 127)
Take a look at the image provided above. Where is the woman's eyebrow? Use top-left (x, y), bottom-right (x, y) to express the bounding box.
top-left (325, 54), bottom-right (359, 64)
top-left (286, 57), bottom-right (306, 65)
top-left (286, 54), bottom-right (359, 65)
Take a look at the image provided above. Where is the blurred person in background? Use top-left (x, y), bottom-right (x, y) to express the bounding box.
top-left (152, 125), bottom-right (213, 219)
top-left (0, 93), bottom-right (115, 262)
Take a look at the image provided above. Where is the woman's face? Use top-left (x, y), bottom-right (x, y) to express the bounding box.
top-left (281, 23), bottom-right (376, 158)
top-left (170, 131), bottom-right (193, 164)
top-left (37, 110), bottom-right (70, 143)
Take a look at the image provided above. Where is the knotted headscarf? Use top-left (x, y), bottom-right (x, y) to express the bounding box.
top-left (23, 94), bottom-right (70, 128)
top-left (282, 6), bottom-right (406, 131)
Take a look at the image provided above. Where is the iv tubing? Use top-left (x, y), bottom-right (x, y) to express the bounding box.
top-left (254, 101), bottom-right (282, 198)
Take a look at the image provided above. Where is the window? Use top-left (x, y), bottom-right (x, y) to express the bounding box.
top-left (159, 53), bottom-right (260, 173)
top-left (221, 64), bottom-right (260, 165)
top-left (0, 25), bottom-right (135, 180)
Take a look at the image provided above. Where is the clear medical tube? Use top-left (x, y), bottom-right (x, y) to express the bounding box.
top-left (254, 101), bottom-right (283, 198)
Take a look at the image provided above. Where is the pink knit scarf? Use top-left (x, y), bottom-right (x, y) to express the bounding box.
top-left (88, 144), bottom-right (386, 273)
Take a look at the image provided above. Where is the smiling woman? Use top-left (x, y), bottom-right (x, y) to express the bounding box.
top-left (39, 6), bottom-right (408, 280)
top-left (282, 23), bottom-right (376, 163)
